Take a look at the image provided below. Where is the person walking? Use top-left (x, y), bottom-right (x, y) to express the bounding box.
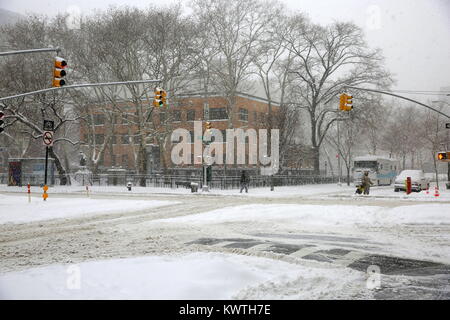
top-left (362, 171), bottom-right (374, 195)
top-left (240, 170), bottom-right (249, 193)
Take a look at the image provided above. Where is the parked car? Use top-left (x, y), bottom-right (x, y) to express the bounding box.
top-left (394, 170), bottom-right (430, 192)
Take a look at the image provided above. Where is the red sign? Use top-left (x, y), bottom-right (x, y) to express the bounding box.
top-left (43, 131), bottom-right (53, 146)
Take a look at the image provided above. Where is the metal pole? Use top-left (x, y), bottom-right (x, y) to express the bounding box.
top-left (337, 119), bottom-right (341, 186)
top-left (0, 47), bottom-right (61, 57)
top-left (344, 86), bottom-right (450, 119)
top-left (447, 130), bottom-right (450, 183)
top-left (44, 146), bottom-right (49, 185)
top-left (0, 79), bottom-right (162, 103)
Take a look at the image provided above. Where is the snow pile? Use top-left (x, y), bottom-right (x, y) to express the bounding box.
top-left (153, 203), bottom-right (450, 226)
top-left (0, 252), bottom-right (365, 299)
top-left (0, 195), bottom-right (177, 224)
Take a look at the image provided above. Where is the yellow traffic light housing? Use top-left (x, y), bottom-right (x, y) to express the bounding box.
top-left (52, 56), bottom-right (67, 87)
top-left (153, 87), bottom-right (167, 107)
top-left (346, 95), bottom-right (353, 110)
top-left (205, 121), bottom-right (212, 131)
top-left (339, 93), bottom-right (353, 111)
top-left (437, 151), bottom-right (450, 162)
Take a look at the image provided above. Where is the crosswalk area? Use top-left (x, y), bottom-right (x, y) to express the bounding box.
top-left (186, 235), bottom-right (450, 299)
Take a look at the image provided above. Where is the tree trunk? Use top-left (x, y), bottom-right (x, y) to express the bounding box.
top-left (138, 144), bottom-right (147, 187)
top-left (49, 147), bottom-right (68, 185)
top-left (312, 146), bottom-right (320, 175)
top-left (346, 165), bottom-right (351, 186)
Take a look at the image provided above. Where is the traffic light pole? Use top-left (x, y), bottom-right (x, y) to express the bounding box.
top-left (343, 86), bottom-right (450, 119)
top-left (0, 47), bottom-right (61, 57)
top-left (0, 79), bottom-right (162, 103)
top-left (44, 146), bottom-right (49, 185)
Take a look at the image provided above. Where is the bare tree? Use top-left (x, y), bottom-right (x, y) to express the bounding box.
top-left (0, 16), bottom-right (83, 184)
top-left (67, 5), bottom-right (197, 184)
top-left (381, 105), bottom-right (424, 170)
top-left (191, 0), bottom-right (273, 129)
top-left (283, 17), bottom-right (392, 174)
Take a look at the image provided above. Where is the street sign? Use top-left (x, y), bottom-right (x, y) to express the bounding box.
top-left (446, 123), bottom-right (450, 129)
top-left (43, 120), bottom-right (54, 131)
top-left (43, 131), bottom-right (54, 146)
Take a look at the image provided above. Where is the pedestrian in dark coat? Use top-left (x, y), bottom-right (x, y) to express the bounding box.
top-left (240, 170), bottom-right (249, 193)
top-left (362, 171), bottom-right (374, 195)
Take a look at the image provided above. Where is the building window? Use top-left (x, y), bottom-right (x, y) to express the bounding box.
top-left (82, 133), bottom-right (89, 144)
top-left (173, 110), bottom-right (181, 122)
top-left (187, 110), bottom-right (195, 121)
top-left (122, 135), bottom-right (130, 144)
top-left (122, 113), bottom-right (134, 125)
top-left (112, 154), bottom-right (116, 166)
top-left (93, 114), bottom-right (105, 125)
top-left (134, 136), bottom-right (142, 145)
top-left (239, 108), bottom-right (248, 122)
top-left (111, 135), bottom-right (116, 144)
top-left (95, 134), bottom-right (104, 144)
top-left (113, 114), bottom-right (121, 124)
top-left (210, 107), bottom-right (227, 120)
top-left (122, 154), bottom-right (128, 167)
top-left (253, 111), bottom-right (257, 122)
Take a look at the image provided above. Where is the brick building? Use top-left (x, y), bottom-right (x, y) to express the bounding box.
top-left (79, 91), bottom-right (280, 175)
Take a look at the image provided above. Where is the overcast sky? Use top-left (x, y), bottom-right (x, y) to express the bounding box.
top-left (1, 0), bottom-right (449, 103)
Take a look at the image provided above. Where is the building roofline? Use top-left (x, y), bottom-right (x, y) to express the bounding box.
top-left (176, 91), bottom-right (280, 106)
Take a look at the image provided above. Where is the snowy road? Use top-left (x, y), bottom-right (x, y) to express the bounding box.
top-left (1, 185), bottom-right (449, 299)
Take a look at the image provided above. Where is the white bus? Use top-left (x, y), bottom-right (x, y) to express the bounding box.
top-left (353, 156), bottom-right (399, 186)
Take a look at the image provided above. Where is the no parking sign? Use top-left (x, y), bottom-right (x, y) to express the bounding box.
top-left (43, 131), bottom-right (54, 147)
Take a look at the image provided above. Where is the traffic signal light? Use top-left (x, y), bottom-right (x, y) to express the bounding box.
top-left (0, 111), bottom-right (4, 133)
top-left (205, 121), bottom-right (212, 131)
top-left (437, 151), bottom-right (450, 162)
top-left (153, 87), bottom-right (167, 107)
top-left (346, 95), bottom-right (353, 110)
top-left (52, 56), bottom-right (67, 87)
top-left (339, 93), bottom-right (353, 111)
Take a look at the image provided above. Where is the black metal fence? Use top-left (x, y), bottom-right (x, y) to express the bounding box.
top-left (0, 172), bottom-right (343, 189)
top-left (78, 173), bottom-right (341, 189)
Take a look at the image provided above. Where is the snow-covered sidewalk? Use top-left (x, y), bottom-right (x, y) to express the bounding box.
top-left (0, 194), bottom-right (178, 224)
top-left (0, 252), bottom-right (367, 299)
top-left (2, 183), bottom-right (450, 201)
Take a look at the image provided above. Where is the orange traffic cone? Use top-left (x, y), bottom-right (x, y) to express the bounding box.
top-left (434, 187), bottom-right (440, 197)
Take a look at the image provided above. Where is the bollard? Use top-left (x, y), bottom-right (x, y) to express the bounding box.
top-left (405, 177), bottom-right (412, 195)
top-left (127, 182), bottom-right (132, 191)
top-left (86, 185), bottom-right (89, 197)
top-left (27, 183), bottom-right (31, 203)
top-left (42, 185), bottom-right (48, 201)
